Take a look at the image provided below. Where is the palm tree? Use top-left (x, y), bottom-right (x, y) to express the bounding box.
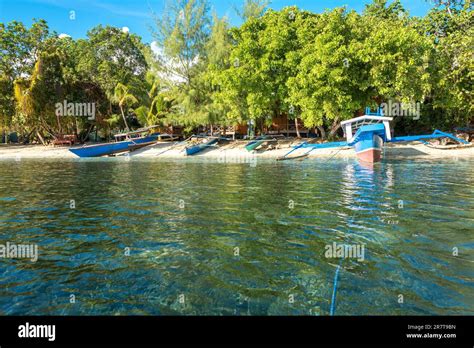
top-left (134, 72), bottom-right (163, 127)
top-left (111, 83), bottom-right (138, 132)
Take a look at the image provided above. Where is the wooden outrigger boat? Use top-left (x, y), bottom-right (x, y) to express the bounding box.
top-left (284, 108), bottom-right (470, 163)
top-left (185, 137), bottom-right (219, 156)
top-left (245, 135), bottom-right (283, 152)
top-left (245, 136), bottom-right (269, 152)
top-left (69, 126), bottom-right (159, 158)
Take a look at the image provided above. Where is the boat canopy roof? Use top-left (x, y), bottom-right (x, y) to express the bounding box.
top-left (114, 125), bottom-right (159, 138)
top-left (341, 115), bottom-right (393, 143)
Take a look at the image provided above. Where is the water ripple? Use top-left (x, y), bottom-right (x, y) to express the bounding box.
top-left (0, 158), bottom-right (472, 315)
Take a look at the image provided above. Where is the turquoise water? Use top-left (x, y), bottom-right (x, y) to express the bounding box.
top-left (0, 158), bottom-right (473, 315)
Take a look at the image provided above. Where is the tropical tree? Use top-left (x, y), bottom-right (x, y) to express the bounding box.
top-left (194, 14), bottom-right (233, 131)
top-left (152, 0), bottom-right (214, 130)
top-left (361, 10), bottom-right (432, 104)
top-left (134, 72), bottom-right (169, 127)
top-left (0, 19), bottom-right (52, 81)
top-left (0, 77), bottom-right (15, 130)
top-left (235, 0), bottom-right (269, 21)
top-left (12, 51), bottom-right (65, 142)
top-left (77, 25), bottom-right (148, 97)
top-left (0, 19), bottom-right (53, 139)
top-left (287, 8), bottom-right (372, 136)
top-left (111, 83), bottom-right (138, 131)
top-left (153, 0), bottom-right (211, 86)
top-left (216, 7), bottom-right (306, 134)
top-left (422, 3), bottom-right (473, 127)
top-left (1, 0), bottom-right (473, 141)
top-left (364, 0), bottom-right (407, 19)
top-left (427, 0), bottom-right (468, 16)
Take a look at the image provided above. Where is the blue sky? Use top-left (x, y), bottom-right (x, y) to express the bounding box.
top-left (0, 0), bottom-right (434, 44)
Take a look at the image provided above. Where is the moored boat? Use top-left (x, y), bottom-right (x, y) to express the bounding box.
top-left (245, 136), bottom-right (268, 152)
top-left (354, 133), bottom-right (383, 163)
top-left (245, 135), bottom-right (282, 152)
top-left (69, 127), bottom-right (159, 158)
top-left (341, 119), bottom-right (392, 163)
top-left (127, 137), bottom-right (160, 151)
top-left (185, 137), bottom-right (219, 156)
top-left (287, 107), bottom-right (470, 163)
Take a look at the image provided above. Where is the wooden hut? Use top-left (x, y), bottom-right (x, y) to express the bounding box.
top-left (267, 114), bottom-right (310, 137)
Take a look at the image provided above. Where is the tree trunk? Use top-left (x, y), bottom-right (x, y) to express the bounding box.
top-left (38, 120), bottom-right (55, 140)
top-left (317, 126), bottom-right (326, 140)
top-left (82, 124), bottom-right (95, 143)
top-left (446, 1), bottom-right (452, 16)
top-left (329, 118), bottom-right (341, 138)
top-left (74, 117), bottom-right (80, 137)
top-left (295, 118), bottom-right (301, 138)
top-left (56, 113), bottom-right (62, 135)
top-left (119, 105), bottom-right (130, 131)
top-left (36, 130), bottom-right (46, 145)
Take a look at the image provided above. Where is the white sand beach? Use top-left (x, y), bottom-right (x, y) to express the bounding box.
top-left (0, 139), bottom-right (473, 160)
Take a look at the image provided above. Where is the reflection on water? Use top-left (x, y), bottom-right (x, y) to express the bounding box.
top-left (0, 158), bottom-right (473, 315)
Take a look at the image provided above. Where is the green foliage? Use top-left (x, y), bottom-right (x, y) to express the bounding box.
top-left (1, 0), bottom-right (472, 140)
top-left (111, 83), bottom-right (138, 131)
top-left (362, 16), bottom-right (432, 103)
top-left (235, 0), bottom-right (269, 20)
top-left (364, 0), bottom-right (407, 20)
top-left (78, 25), bottom-right (148, 97)
top-left (0, 77), bottom-right (15, 129)
top-left (153, 0), bottom-right (211, 86)
top-left (427, 0), bottom-right (470, 16)
top-left (426, 6), bottom-right (473, 126)
top-left (216, 7), bottom-right (304, 125)
top-left (288, 8), bottom-right (370, 127)
top-left (0, 19), bottom-right (52, 80)
top-left (133, 72), bottom-right (170, 127)
top-left (0, 19), bottom-right (53, 133)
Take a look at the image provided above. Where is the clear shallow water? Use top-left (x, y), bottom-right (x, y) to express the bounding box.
top-left (0, 158), bottom-right (473, 315)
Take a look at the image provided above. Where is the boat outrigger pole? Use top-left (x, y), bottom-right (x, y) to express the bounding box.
top-left (390, 129), bottom-right (470, 144)
top-left (285, 106), bottom-right (471, 163)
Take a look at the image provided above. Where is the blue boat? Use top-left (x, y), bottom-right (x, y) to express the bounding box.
top-left (346, 122), bottom-right (388, 163)
top-left (284, 107), bottom-right (470, 163)
top-left (69, 128), bottom-right (159, 158)
top-left (185, 137), bottom-right (219, 156)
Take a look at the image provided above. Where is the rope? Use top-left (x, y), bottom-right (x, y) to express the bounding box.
top-left (329, 213), bottom-right (355, 315)
top-left (330, 263), bottom-right (342, 316)
top-left (324, 147), bottom-right (345, 162)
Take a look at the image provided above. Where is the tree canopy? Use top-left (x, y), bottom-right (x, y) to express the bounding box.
top-left (0, 0), bottom-right (472, 143)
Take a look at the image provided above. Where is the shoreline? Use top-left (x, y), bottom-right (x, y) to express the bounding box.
top-left (0, 140), bottom-right (473, 160)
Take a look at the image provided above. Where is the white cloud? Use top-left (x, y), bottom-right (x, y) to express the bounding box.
top-left (58, 33), bottom-right (71, 39)
top-left (121, 27), bottom-right (130, 34)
